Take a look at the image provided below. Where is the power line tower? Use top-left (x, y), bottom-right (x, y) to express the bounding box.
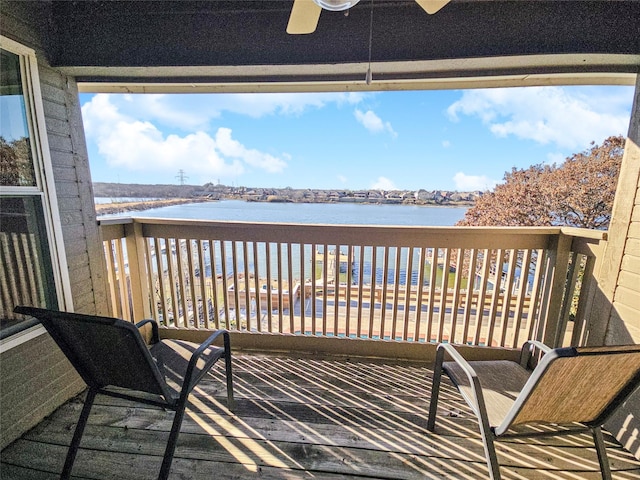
top-left (175, 169), bottom-right (188, 185)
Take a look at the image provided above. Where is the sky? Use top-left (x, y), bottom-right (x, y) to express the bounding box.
top-left (80, 85), bottom-right (635, 192)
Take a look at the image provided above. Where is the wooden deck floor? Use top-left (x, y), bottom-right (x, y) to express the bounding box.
top-left (2, 353), bottom-right (640, 479)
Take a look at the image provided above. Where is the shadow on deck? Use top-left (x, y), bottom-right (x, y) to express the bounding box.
top-left (2, 353), bottom-right (640, 479)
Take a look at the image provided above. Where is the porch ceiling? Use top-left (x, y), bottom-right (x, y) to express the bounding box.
top-left (23, 0), bottom-right (640, 91)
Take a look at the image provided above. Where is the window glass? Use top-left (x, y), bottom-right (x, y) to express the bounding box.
top-left (1, 42), bottom-right (60, 339)
top-left (0, 48), bottom-right (36, 186)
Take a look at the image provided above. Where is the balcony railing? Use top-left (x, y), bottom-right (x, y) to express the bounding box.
top-left (99, 217), bottom-right (606, 349)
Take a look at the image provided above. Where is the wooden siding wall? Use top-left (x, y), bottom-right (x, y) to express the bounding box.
top-left (1, 2), bottom-right (108, 450)
top-left (601, 75), bottom-right (640, 461)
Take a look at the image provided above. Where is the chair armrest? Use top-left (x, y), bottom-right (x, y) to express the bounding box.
top-left (436, 343), bottom-right (480, 383)
top-left (434, 343), bottom-right (490, 422)
top-left (135, 319), bottom-right (159, 345)
top-left (519, 340), bottom-right (551, 369)
top-left (183, 329), bottom-right (230, 393)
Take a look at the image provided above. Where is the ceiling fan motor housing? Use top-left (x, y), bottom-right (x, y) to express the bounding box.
top-left (313, 0), bottom-right (361, 11)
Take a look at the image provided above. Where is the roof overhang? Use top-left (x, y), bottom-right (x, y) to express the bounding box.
top-left (4, 0), bottom-right (639, 92)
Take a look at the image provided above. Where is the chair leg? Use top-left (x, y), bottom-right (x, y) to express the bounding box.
top-left (591, 426), bottom-right (612, 480)
top-left (158, 403), bottom-right (186, 480)
top-left (223, 332), bottom-right (235, 411)
top-left (479, 424), bottom-right (501, 480)
top-left (427, 346), bottom-right (446, 431)
top-left (62, 387), bottom-right (98, 480)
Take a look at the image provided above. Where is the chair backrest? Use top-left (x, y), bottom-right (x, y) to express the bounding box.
top-left (15, 306), bottom-right (172, 399)
top-left (497, 344), bottom-right (640, 434)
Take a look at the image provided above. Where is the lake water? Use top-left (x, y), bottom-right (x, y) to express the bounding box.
top-left (100, 199), bottom-right (468, 226)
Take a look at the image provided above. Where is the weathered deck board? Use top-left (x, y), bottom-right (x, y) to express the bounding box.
top-left (2, 353), bottom-right (640, 480)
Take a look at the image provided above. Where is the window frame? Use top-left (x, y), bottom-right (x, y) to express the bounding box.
top-left (0, 36), bottom-right (73, 352)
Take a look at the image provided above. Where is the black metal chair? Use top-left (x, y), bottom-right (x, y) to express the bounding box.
top-left (15, 306), bottom-right (235, 480)
top-left (427, 340), bottom-right (640, 480)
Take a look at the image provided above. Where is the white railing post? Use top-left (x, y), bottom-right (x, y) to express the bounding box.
top-left (539, 233), bottom-right (573, 348)
top-left (124, 221), bottom-right (151, 322)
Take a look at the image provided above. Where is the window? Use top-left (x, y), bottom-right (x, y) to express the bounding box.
top-left (0, 37), bottom-right (70, 343)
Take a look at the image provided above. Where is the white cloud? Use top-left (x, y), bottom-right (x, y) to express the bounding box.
top-left (81, 94), bottom-right (287, 182)
top-left (453, 172), bottom-right (498, 191)
top-left (337, 175), bottom-right (348, 184)
top-left (442, 140), bottom-right (451, 148)
top-left (371, 176), bottom-right (397, 190)
top-left (214, 128), bottom-right (286, 173)
top-left (447, 86), bottom-right (633, 150)
top-left (102, 92), bottom-right (367, 131)
top-left (354, 109), bottom-right (397, 137)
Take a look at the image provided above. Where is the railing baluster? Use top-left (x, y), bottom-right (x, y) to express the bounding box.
top-left (474, 249), bottom-right (492, 345)
top-left (277, 242), bottom-right (284, 333)
top-left (210, 240), bottom-right (221, 330)
top-left (152, 238), bottom-right (166, 326)
top-left (253, 242), bottom-right (262, 332)
top-left (368, 246), bottom-right (377, 339)
top-left (287, 243), bottom-right (295, 334)
top-left (197, 240), bottom-right (210, 329)
top-left (321, 243), bottom-right (328, 336)
top-left (103, 241), bottom-right (119, 319)
top-left (529, 249), bottom-right (547, 342)
top-left (461, 249), bottom-right (478, 345)
top-left (114, 239), bottom-right (131, 321)
top-left (391, 247), bottom-right (402, 341)
top-left (414, 247), bottom-right (427, 342)
top-left (425, 247), bottom-right (438, 343)
top-left (299, 244), bottom-right (306, 334)
top-left (557, 251), bottom-right (580, 346)
top-left (333, 244), bottom-right (340, 336)
top-left (356, 245), bottom-right (365, 338)
top-left (230, 241), bottom-right (240, 330)
top-left (265, 242), bottom-right (273, 332)
top-left (243, 241), bottom-right (252, 332)
top-left (449, 248), bottom-right (463, 344)
top-left (498, 249), bottom-right (518, 347)
top-left (572, 254), bottom-right (596, 346)
top-left (380, 246), bottom-right (390, 339)
top-left (311, 245), bottom-right (317, 335)
top-left (167, 238), bottom-right (182, 327)
top-left (345, 245), bottom-right (353, 338)
top-left (219, 241), bottom-right (230, 330)
top-left (486, 249), bottom-right (504, 346)
top-left (143, 238), bottom-right (156, 321)
top-left (175, 239), bottom-right (190, 328)
top-left (436, 248), bottom-right (450, 343)
top-left (511, 249), bottom-right (532, 348)
top-left (402, 247), bottom-right (414, 341)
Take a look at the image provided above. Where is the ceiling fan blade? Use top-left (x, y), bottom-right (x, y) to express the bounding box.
top-left (415, 0), bottom-right (451, 14)
top-left (287, 0), bottom-right (322, 34)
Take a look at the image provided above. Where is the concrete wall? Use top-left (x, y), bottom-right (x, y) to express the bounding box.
top-left (1, 2), bottom-right (109, 450)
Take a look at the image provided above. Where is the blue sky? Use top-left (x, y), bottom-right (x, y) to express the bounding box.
top-left (80, 85), bottom-right (634, 192)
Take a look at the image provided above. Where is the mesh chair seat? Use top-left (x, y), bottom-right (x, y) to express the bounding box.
top-left (443, 360), bottom-right (531, 428)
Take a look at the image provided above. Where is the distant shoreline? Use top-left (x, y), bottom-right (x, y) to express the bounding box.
top-left (93, 182), bottom-right (481, 210)
top-left (94, 198), bottom-right (210, 215)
